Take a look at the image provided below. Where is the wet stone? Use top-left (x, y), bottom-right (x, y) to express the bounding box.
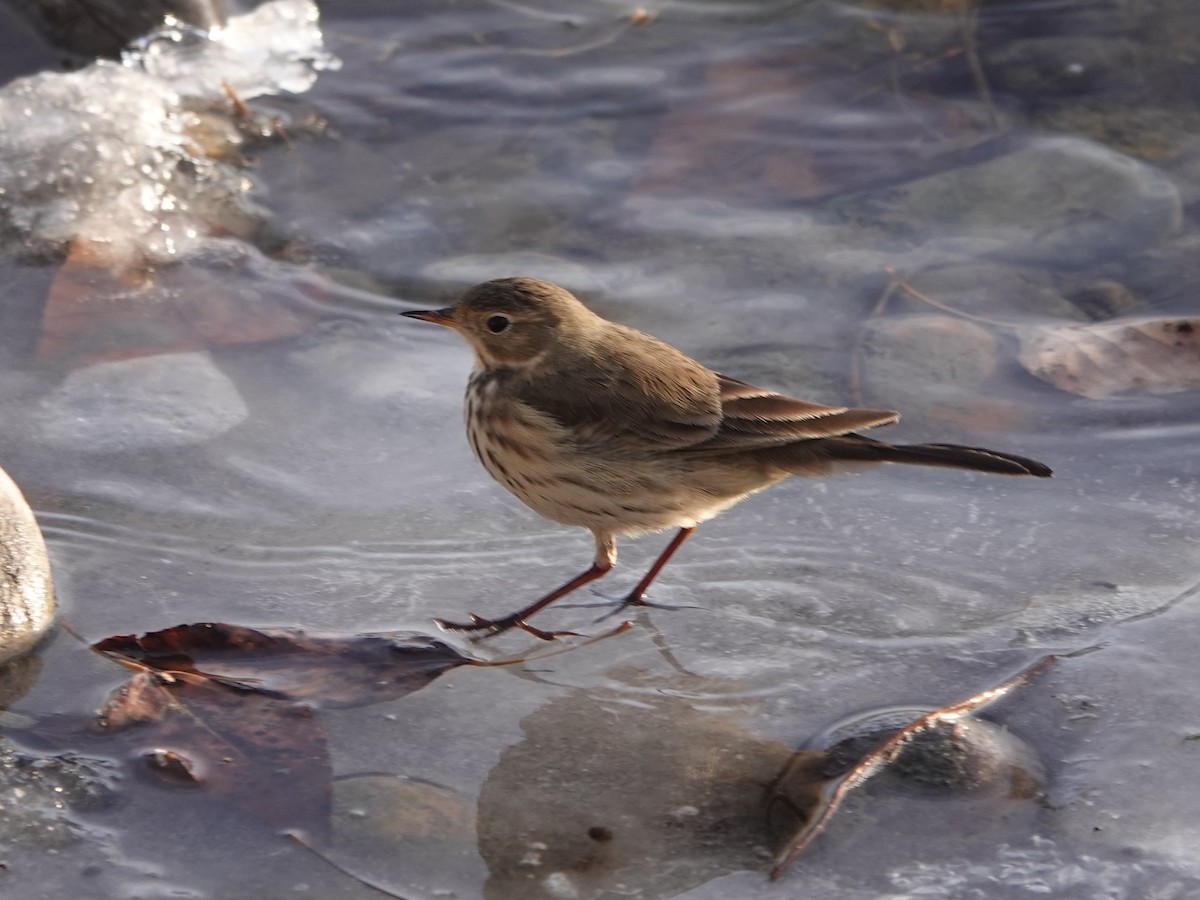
top-left (839, 137), bottom-right (1182, 268)
top-left (0, 465), bottom-right (54, 664)
top-left (616, 197), bottom-right (899, 290)
top-left (797, 704), bottom-right (1043, 797)
top-left (38, 352), bottom-right (248, 454)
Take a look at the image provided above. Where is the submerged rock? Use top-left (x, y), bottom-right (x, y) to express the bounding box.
top-left (38, 351), bottom-right (249, 453)
top-left (839, 137), bottom-right (1181, 268)
top-left (858, 313), bottom-right (1005, 424)
top-left (984, 36), bottom-right (1144, 98)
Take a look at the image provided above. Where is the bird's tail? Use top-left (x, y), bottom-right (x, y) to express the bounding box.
top-left (820, 436), bottom-right (1052, 477)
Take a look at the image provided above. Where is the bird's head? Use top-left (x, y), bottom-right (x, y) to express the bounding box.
top-left (403, 277), bottom-right (597, 368)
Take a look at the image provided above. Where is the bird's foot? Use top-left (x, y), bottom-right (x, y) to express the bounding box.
top-left (434, 612), bottom-right (578, 642)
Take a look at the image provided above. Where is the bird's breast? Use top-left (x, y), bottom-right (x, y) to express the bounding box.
top-left (464, 370), bottom-right (731, 535)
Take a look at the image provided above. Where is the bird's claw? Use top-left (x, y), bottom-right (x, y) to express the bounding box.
top-left (432, 613), bottom-right (494, 633)
top-left (433, 613), bottom-right (577, 642)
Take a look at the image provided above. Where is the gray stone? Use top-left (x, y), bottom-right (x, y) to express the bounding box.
top-left (38, 351), bottom-right (248, 453)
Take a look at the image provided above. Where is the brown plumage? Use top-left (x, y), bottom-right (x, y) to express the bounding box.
top-left (404, 277), bottom-right (1050, 638)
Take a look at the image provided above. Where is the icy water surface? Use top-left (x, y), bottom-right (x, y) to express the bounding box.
top-left (1, 0), bottom-right (1199, 897)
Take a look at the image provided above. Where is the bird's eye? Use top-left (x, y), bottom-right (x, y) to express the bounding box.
top-left (486, 315), bottom-right (510, 334)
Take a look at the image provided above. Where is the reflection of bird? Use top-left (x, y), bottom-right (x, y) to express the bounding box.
top-left (404, 277), bottom-right (1052, 638)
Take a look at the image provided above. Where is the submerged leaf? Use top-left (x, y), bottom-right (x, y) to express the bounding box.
top-left (75, 621), bottom-right (623, 847)
top-left (39, 240), bottom-right (319, 366)
top-left (1018, 317), bottom-right (1200, 399)
top-left (96, 669), bottom-right (332, 842)
top-left (93, 623), bottom-right (472, 708)
top-left (83, 623), bottom-right (477, 844)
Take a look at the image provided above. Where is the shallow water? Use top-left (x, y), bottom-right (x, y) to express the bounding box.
top-left (1, 0), bottom-right (1200, 897)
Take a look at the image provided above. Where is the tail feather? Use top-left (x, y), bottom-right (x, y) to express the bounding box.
top-left (823, 437), bottom-right (1053, 477)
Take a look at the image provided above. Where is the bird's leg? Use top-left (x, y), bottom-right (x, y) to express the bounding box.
top-left (619, 526), bottom-right (695, 609)
top-left (434, 554), bottom-right (619, 638)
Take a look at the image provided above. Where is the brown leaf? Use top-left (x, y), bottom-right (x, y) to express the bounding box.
top-left (93, 623), bottom-right (473, 708)
top-left (96, 670), bottom-right (176, 729)
top-left (1017, 317), bottom-right (1200, 399)
top-left (38, 241), bottom-right (319, 365)
top-left (70, 623), bottom-right (620, 849)
top-left (96, 670), bottom-right (332, 843)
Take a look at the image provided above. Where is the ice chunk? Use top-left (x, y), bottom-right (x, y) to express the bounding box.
top-left (0, 0), bottom-right (338, 266)
top-left (126, 0), bottom-right (341, 101)
top-left (0, 62), bottom-right (229, 265)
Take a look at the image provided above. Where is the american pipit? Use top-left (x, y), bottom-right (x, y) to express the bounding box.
top-left (404, 277), bottom-right (1050, 638)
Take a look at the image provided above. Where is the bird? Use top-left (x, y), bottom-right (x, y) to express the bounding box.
top-left (403, 277), bottom-right (1051, 639)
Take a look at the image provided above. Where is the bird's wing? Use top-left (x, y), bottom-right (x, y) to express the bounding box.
top-left (691, 375), bottom-right (900, 451)
top-left (517, 324), bottom-right (724, 452)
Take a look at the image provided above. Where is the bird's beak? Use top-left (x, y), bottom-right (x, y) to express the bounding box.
top-left (401, 308), bottom-right (459, 328)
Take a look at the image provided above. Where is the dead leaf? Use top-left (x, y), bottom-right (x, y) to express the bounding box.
top-left (96, 669), bottom-right (332, 843)
top-left (83, 623), bottom-right (478, 844)
top-left (38, 242), bottom-right (320, 366)
top-left (1017, 317), bottom-right (1200, 399)
top-left (768, 654), bottom-right (1055, 879)
top-left (38, 622), bottom-right (625, 851)
top-left (93, 623), bottom-right (473, 708)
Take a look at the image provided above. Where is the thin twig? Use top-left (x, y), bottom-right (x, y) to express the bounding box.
top-left (504, 3), bottom-right (668, 58)
top-left (958, 0), bottom-right (999, 129)
top-left (849, 272), bottom-right (904, 406)
top-left (894, 276), bottom-right (1021, 329)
